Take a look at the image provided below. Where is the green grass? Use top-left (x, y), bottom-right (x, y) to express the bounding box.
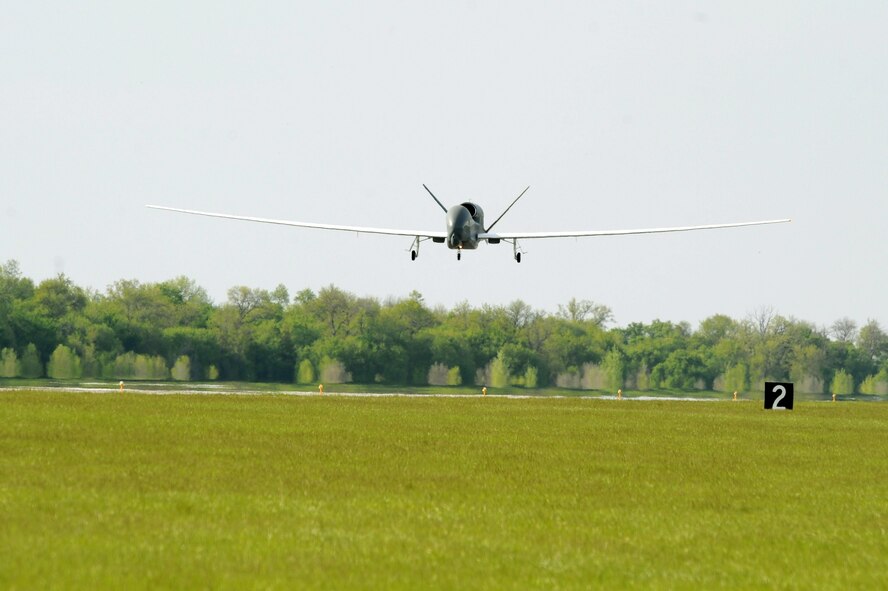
top-left (1, 391), bottom-right (885, 589)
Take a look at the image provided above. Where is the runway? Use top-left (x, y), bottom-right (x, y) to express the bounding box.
top-left (0, 384), bottom-right (723, 401)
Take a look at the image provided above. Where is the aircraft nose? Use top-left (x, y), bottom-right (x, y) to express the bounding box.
top-left (447, 205), bottom-right (472, 245)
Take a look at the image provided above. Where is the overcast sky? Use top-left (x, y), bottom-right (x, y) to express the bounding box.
top-left (2, 2), bottom-right (886, 330)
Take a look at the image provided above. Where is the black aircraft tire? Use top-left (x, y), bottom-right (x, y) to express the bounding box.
top-left (411, 250), bottom-right (417, 261)
top-left (516, 253), bottom-right (521, 263)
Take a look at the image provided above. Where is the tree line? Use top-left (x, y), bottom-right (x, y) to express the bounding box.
top-left (1, 260), bottom-right (886, 395)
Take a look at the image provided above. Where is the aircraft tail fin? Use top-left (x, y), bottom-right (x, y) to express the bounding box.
top-left (486, 186), bottom-right (530, 232)
top-left (422, 184), bottom-right (448, 213)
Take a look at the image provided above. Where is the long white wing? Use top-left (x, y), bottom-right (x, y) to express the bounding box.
top-left (146, 205), bottom-right (447, 239)
top-left (479, 218), bottom-right (791, 240)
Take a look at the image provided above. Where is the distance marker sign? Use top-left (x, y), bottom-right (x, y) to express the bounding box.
top-left (764, 382), bottom-right (794, 410)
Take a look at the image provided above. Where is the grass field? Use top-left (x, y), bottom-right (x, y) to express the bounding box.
top-left (1, 391), bottom-right (885, 589)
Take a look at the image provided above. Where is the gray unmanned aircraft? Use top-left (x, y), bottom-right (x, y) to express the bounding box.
top-left (147, 185), bottom-right (790, 262)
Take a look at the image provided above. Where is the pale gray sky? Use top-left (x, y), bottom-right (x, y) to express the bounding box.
top-left (2, 2), bottom-right (886, 329)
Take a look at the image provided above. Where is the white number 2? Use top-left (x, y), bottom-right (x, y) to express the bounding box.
top-left (772, 384), bottom-right (787, 409)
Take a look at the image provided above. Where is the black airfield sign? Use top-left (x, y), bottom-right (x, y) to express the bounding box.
top-left (765, 382), bottom-right (794, 410)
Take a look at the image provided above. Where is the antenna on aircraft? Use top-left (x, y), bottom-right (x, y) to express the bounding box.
top-left (486, 186), bottom-right (530, 232)
top-left (422, 184), bottom-right (448, 213)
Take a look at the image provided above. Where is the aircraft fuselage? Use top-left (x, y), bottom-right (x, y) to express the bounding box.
top-left (446, 202), bottom-right (484, 250)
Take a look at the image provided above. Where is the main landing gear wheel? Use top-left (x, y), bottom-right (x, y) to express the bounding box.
top-left (411, 250), bottom-right (417, 261)
top-left (511, 239), bottom-right (523, 263)
top-left (457, 252), bottom-right (461, 261)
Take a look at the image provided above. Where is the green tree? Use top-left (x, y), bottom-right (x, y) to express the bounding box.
top-left (651, 349), bottom-right (708, 389)
top-left (171, 355), bottom-right (191, 381)
top-left (0, 347), bottom-right (20, 377)
top-left (296, 359), bottom-right (315, 384)
top-left (696, 314), bottom-right (739, 347)
top-left (830, 317), bottom-right (858, 342)
top-left (319, 357), bottom-right (351, 384)
top-left (542, 319), bottom-right (605, 379)
top-left (369, 294), bottom-right (434, 384)
top-left (309, 285), bottom-right (358, 337)
top-left (859, 369), bottom-right (888, 396)
top-left (622, 320), bottom-right (690, 382)
top-left (489, 351), bottom-right (510, 388)
top-left (505, 299), bottom-right (536, 330)
top-left (857, 320), bottom-right (887, 366)
top-left (270, 284), bottom-right (290, 307)
top-left (722, 363), bottom-right (748, 394)
top-left (33, 275), bottom-right (87, 320)
top-left (1, 261), bottom-right (35, 350)
top-left (162, 326), bottom-right (220, 381)
top-left (634, 362), bottom-right (650, 391)
top-left (498, 343), bottom-right (538, 378)
top-left (5, 263), bottom-right (888, 393)
top-left (825, 340), bottom-right (871, 389)
top-left (208, 287), bottom-right (279, 380)
top-left (111, 352), bottom-right (137, 379)
top-left (20, 343), bottom-right (43, 378)
top-left (151, 355), bottom-right (170, 379)
top-left (830, 369), bottom-right (854, 397)
top-left (6, 298), bottom-right (57, 361)
top-left (557, 298), bottom-right (613, 327)
top-left (156, 276), bottom-right (213, 326)
top-left (79, 344), bottom-right (101, 378)
top-left (47, 344), bottom-right (82, 379)
top-left (790, 344), bottom-right (826, 394)
top-left (110, 352), bottom-right (168, 379)
top-left (102, 279), bottom-right (179, 354)
top-left (523, 366), bottom-right (538, 389)
top-left (427, 362), bottom-right (449, 386)
top-left (602, 348), bottom-right (624, 392)
top-left (447, 366), bottom-right (463, 386)
top-left (426, 322), bottom-right (477, 386)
